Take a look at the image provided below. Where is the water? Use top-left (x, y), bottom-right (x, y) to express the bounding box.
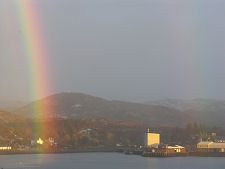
top-left (0, 153), bottom-right (225, 169)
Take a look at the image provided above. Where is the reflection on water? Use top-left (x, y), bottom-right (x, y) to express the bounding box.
top-left (0, 153), bottom-right (225, 169)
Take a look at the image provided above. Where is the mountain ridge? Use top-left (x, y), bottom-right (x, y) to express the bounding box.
top-left (146, 98), bottom-right (225, 127)
top-left (14, 92), bottom-right (190, 127)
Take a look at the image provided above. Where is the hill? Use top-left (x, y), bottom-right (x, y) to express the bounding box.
top-left (15, 93), bottom-right (189, 126)
top-left (0, 111), bottom-right (30, 143)
top-left (146, 98), bottom-right (225, 127)
top-left (0, 100), bottom-right (26, 112)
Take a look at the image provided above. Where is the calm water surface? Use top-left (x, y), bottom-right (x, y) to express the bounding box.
top-left (0, 153), bottom-right (225, 169)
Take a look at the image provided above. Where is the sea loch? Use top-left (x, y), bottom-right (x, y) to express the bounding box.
top-left (0, 153), bottom-right (225, 169)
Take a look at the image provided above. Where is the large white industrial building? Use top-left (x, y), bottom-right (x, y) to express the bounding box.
top-left (145, 129), bottom-right (160, 148)
top-left (197, 141), bottom-right (225, 152)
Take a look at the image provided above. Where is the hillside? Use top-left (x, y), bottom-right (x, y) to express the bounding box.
top-left (15, 93), bottom-right (189, 126)
top-left (0, 111), bottom-right (146, 146)
top-left (146, 98), bottom-right (225, 127)
top-left (0, 100), bottom-right (26, 112)
top-left (0, 111), bottom-right (30, 143)
top-left (1, 110), bottom-right (225, 150)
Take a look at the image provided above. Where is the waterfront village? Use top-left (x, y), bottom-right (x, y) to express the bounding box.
top-left (1, 128), bottom-right (225, 157)
top-left (123, 129), bottom-right (225, 157)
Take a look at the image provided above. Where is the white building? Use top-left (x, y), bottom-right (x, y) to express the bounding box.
top-left (0, 146), bottom-right (11, 151)
top-left (197, 141), bottom-right (225, 152)
top-left (145, 129), bottom-right (160, 148)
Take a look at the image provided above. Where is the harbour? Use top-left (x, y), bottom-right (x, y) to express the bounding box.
top-left (121, 128), bottom-right (225, 157)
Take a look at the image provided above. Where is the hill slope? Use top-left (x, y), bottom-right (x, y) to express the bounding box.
top-left (15, 93), bottom-right (189, 126)
top-left (0, 100), bottom-right (26, 112)
top-left (146, 98), bottom-right (225, 127)
top-left (0, 111), bottom-right (29, 142)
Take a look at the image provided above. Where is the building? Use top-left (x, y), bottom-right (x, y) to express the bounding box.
top-left (197, 141), bottom-right (225, 152)
top-left (166, 145), bottom-right (186, 153)
top-left (212, 136), bottom-right (225, 143)
top-left (145, 129), bottom-right (160, 148)
top-left (47, 137), bottom-right (55, 146)
top-left (31, 138), bottom-right (45, 146)
top-left (145, 144), bottom-right (186, 153)
top-left (0, 146), bottom-right (11, 151)
top-left (197, 141), bottom-right (212, 149)
top-left (37, 138), bottom-right (44, 145)
top-left (79, 128), bottom-right (92, 135)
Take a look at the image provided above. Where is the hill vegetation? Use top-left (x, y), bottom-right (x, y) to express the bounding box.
top-left (147, 98), bottom-right (225, 127)
top-left (1, 110), bottom-right (225, 150)
top-left (15, 93), bottom-right (189, 127)
top-left (1, 93), bottom-right (225, 150)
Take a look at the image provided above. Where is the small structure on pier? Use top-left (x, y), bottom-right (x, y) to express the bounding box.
top-left (166, 145), bottom-right (186, 153)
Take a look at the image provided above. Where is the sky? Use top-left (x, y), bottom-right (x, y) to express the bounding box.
top-left (1, 0), bottom-right (225, 102)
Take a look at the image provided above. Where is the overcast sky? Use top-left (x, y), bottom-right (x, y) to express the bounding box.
top-left (1, 0), bottom-right (225, 102)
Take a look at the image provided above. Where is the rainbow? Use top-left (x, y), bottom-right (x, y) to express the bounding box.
top-left (14, 0), bottom-right (53, 147)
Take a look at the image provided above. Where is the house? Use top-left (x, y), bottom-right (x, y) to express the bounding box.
top-left (166, 145), bottom-right (186, 153)
top-left (37, 138), bottom-right (44, 145)
top-left (79, 128), bottom-right (93, 135)
top-left (0, 146), bottom-right (11, 151)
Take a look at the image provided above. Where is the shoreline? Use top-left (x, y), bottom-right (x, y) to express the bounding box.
top-left (0, 148), bottom-right (115, 155)
top-left (141, 151), bottom-right (225, 157)
top-left (2, 150), bottom-right (225, 157)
